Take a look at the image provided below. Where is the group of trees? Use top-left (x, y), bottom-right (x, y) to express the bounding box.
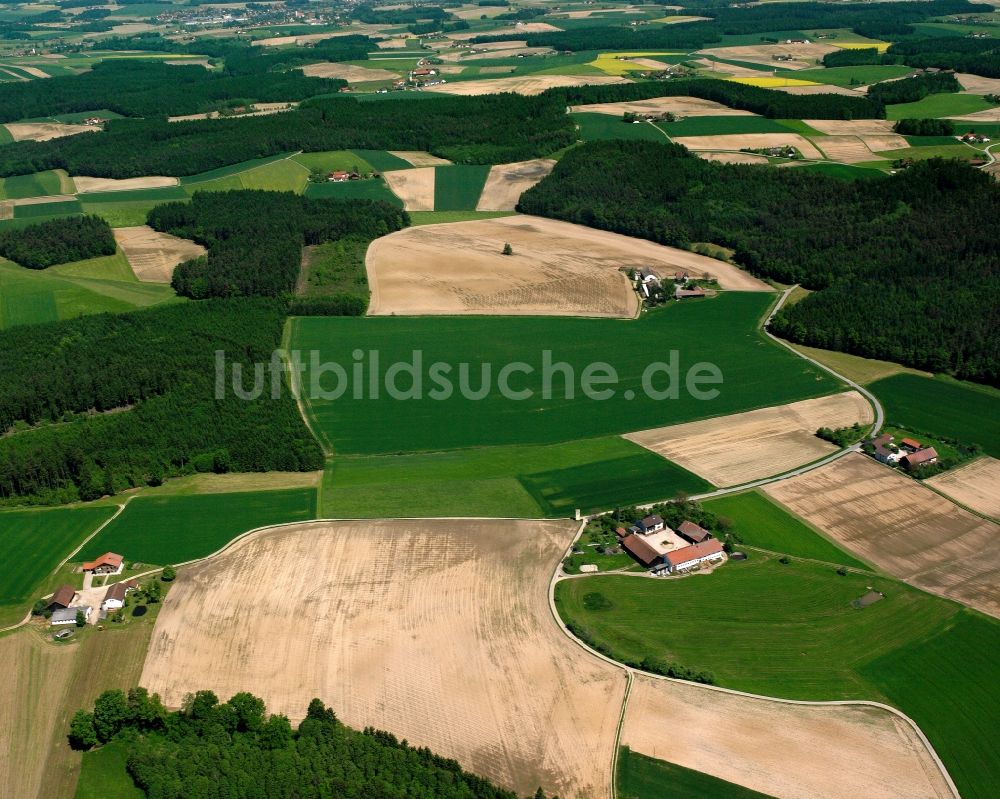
top-left (518, 140), bottom-right (1000, 384)
top-left (825, 35), bottom-right (1000, 80)
top-left (0, 298), bottom-right (324, 503)
top-left (893, 118), bottom-right (955, 136)
top-left (867, 71), bottom-right (962, 107)
top-left (0, 93), bottom-right (575, 178)
top-left (0, 215), bottom-right (115, 269)
top-left (70, 691), bottom-right (553, 799)
top-left (147, 191), bottom-right (407, 299)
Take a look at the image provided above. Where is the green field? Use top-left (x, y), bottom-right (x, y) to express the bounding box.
top-left (292, 150), bottom-right (376, 175)
top-left (703, 490), bottom-right (867, 568)
top-left (868, 374), bottom-right (1000, 457)
top-left (0, 169), bottom-right (69, 200)
top-left (793, 65), bottom-right (912, 88)
top-left (75, 739), bottom-right (143, 799)
top-left (0, 256), bottom-right (177, 330)
top-left (574, 112), bottom-right (670, 142)
top-left (879, 144), bottom-right (980, 162)
top-left (407, 210), bottom-right (515, 225)
top-left (322, 436), bottom-right (711, 518)
top-left (557, 560), bottom-right (1000, 799)
top-left (796, 162), bottom-right (888, 180)
top-left (657, 116), bottom-right (796, 137)
top-left (179, 153), bottom-right (298, 186)
top-left (0, 125), bottom-right (12, 145)
top-left (81, 201), bottom-right (164, 228)
top-left (292, 293), bottom-right (839, 455)
top-left (886, 93), bottom-right (993, 120)
top-left (78, 488), bottom-right (317, 566)
top-left (433, 164), bottom-right (491, 211)
top-left (78, 186), bottom-right (188, 204)
top-left (304, 178), bottom-right (403, 206)
top-left (183, 158), bottom-right (310, 195)
top-left (618, 748), bottom-right (775, 799)
top-left (0, 505), bottom-right (115, 624)
top-left (14, 199), bottom-right (83, 218)
top-left (351, 149), bottom-right (414, 172)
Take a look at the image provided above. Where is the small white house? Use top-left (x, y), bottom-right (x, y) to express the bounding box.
top-left (101, 580), bottom-right (136, 612)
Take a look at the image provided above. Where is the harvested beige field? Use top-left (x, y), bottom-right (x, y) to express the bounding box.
top-left (74, 175), bottom-right (178, 193)
top-left (774, 84), bottom-right (862, 96)
top-left (300, 62), bottom-right (399, 82)
top-left (479, 66), bottom-right (515, 74)
top-left (764, 453), bottom-right (1000, 618)
top-left (476, 158), bottom-right (555, 211)
top-left (375, 36), bottom-right (414, 48)
top-left (692, 57), bottom-right (775, 78)
top-left (699, 42), bottom-right (837, 69)
top-left (0, 201), bottom-right (12, 221)
top-left (804, 119), bottom-right (897, 135)
top-left (366, 215), bottom-right (768, 317)
top-left (11, 193), bottom-right (75, 206)
top-left (4, 122), bottom-right (97, 142)
top-left (673, 133), bottom-right (825, 160)
top-left (571, 95), bottom-right (755, 117)
top-left (387, 150), bottom-right (452, 167)
top-left (926, 457), bottom-right (1000, 520)
top-left (622, 675), bottom-right (954, 799)
top-left (16, 65), bottom-right (51, 79)
top-left (956, 72), bottom-right (1000, 93)
top-left (140, 519), bottom-right (626, 799)
top-left (382, 167), bottom-right (435, 211)
top-left (0, 632), bottom-right (78, 799)
top-left (861, 133), bottom-right (908, 151)
top-left (460, 46), bottom-right (553, 61)
top-left (114, 225), bottom-right (206, 283)
top-left (812, 136), bottom-right (879, 163)
top-left (427, 74), bottom-right (627, 96)
top-left (948, 107), bottom-right (1000, 122)
top-left (449, 22), bottom-right (562, 39)
top-left (253, 29), bottom-right (381, 47)
top-left (624, 392), bottom-right (873, 487)
top-left (698, 151), bottom-right (770, 164)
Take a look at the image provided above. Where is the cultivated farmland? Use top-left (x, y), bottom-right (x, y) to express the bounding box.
top-left (74, 176), bottom-right (178, 194)
top-left (366, 215), bottom-right (768, 318)
top-left (3, 122), bottom-right (96, 142)
top-left (114, 225), bottom-right (206, 283)
top-left (476, 159), bottom-right (555, 211)
top-left (426, 74), bottom-right (628, 96)
top-left (764, 453), bottom-right (1000, 618)
top-left (141, 519), bottom-right (626, 799)
top-left (925, 457), bottom-right (1000, 519)
top-left (624, 391), bottom-right (873, 487)
top-left (569, 96), bottom-right (756, 117)
top-left (299, 62), bottom-right (399, 82)
top-left (387, 150), bottom-right (451, 167)
top-left (621, 674), bottom-right (953, 799)
top-left (382, 167), bottom-right (435, 210)
top-left (433, 164), bottom-right (491, 211)
top-left (672, 133), bottom-right (826, 159)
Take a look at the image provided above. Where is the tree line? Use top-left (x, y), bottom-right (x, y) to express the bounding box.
top-left (0, 215), bottom-right (115, 269)
top-left (825, 35), bottom-right (1000, 79)
top-left (0, 298), bottom-right (324, 504)
top-left (867, 71), bottom-right (962, 106)
top-left (0, 93), bottom-right (576, 178)
top-left (518, 140), bottom-right (1000, 385)
top-left (70, 690), bottom-right (553, 799)
top-left (148, 190), bottom-right (407, 299)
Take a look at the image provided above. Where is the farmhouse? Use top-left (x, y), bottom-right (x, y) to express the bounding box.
top-left (677, 520), bottom-right (712, 544)
top-left (662, 539), bottom-right (725, 574)
top-left (902, 447), bottom-right (939, 471)
top-left (634, 514), bottom-right (664, 534)
top-left (47, 585), bottom-right (77, 611)
top-left (328, 170), bottom-right (349, 182)
top-left (82, 552), bottom-right (124, 575)
top-left (870, 433), bottom-right (902, 464)
top-left (101, 579), bottom-right (137, 612)
top-left (50, 606), bottom-right (91, 626)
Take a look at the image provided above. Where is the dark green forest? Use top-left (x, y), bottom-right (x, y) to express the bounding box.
top-left (867, 71), bottom-right (961, 106)
top-left (71, 690), bottom-right (547, 799)
top-left (824, 36), bottom-right (1000, 79)
top-left (518, 141), bottom-right (999, 384)
top-left (0, 215), bottom-right (115, 269)
top-left (0, 299), bottom-right (323, 503)
top-left (893, 118), bottom-right (955, 136)
top-left (0, 93), bottom-right (575, 178)
top-left (148, 191), bottom-right (407, 299)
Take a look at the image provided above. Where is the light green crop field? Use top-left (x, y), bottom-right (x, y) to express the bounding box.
top-left (868, 374), bottom-right (1000, 457)
top-left (879, 144), bottom-right (980, 162)
top-left (886, 93), bottom-right (993, 120)
top-left (184, 158), bottom-right (310, 195)
top-left (179, 153), bottom-right (298, 186)
top-left (0, 505), bottom-right (115, 626)
top-left (75, 738), bottom-right (143, 799)
top-left (557, 560), bottom-right (1000, 799)
top-left (433, 164), bottom-right (491, 211)
top-left (292, 150), bottom-right (376, 175)
top-left (292, 293), bottom-right (840, 455)
top-left (321, 436), bottom-right (711, 519)
top-left (78, 186), bottom-right (188, 204)
top-left (574, 112), bottom-right (670, 142)
top-left (0, 169), bottom-right (70, 200)
top-left (703, 490), bottom-right (868, 568)
top-left (793, 65), bottom-right (912, 88)
top-left (81, 202), bottom-right (165, 228)
top-left (304, 178), bottom-right (403, 206)
top-left (77, 488), bottom-right (317, 566)
top-left (618, 748), bottom-right (775, 799)
top-left (13, 199), bottom-right (82, 219)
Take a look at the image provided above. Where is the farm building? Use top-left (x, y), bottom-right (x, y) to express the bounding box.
top-left (634, 515), bottom-right (665, 534)
top-left (621, 533), bottom-right (663, 567)
top-left (675, 286), bottom-right (706, 300)
top-left (677, 520), bottom-right (713, 544)
top-left (902, 447), bottom-right (939, 471)
top-left (900, 437), bottom-right (922, 452)
top-left (662, 539), bottom-right (725, 574)
top-left (101, 579), bottom-right (137, 612)
top-left (82, 552), bottom-right (124, 575)
top-left (50, 606), bottom-right (91, 626)
top-left (870, 433), bottom-right (902, 464)
top-left (47, 585), bottom-right (77, 611)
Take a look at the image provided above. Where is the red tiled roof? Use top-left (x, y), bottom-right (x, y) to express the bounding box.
top-left (903, 447), bottom-right (938, 467)
top-left (622, 534), bottom-right (661, 567)
top-left (82, 552), bottom-right (123, 571)
top-left (900, 437), bottom-right (922, 450)
top-left (665, 539), bottom-right (724, 568)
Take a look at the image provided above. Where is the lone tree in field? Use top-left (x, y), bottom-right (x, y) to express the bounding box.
top-left (502, 242), bottom-right (513, 256)
top-left (161, 565), bottom-right (176, 582)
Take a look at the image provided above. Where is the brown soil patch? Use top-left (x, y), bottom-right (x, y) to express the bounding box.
top-left (140, 519), bottom-right (625, 799)
top-left (74, 175), bottom-right (179, 193)
top-left (388, 150), bottom-right (452, 167)
top-left (382, 167), bottom-right (435, 211)
top-left (956, 72), bottom-right (1000, 94)
top-left (861, 134), bottom-right (908, 152)
top-left (366, 215), bottom-right (768, 317)
top-left (699, 42), bottom-right (838, 68)
top-left (697, 151), bottom-right (770, 164)
top-left (300, 62), bottom-right (399, 82)
top-left (624, 392), bottom-right (873, 487)
top-left (926, 457), bottom-right (1000, 520)
top-left (948, 107), bottom-right (1000, 122)
top-left (114, 225), bottom-right (206, 283)
top-left (427, 74), bottom-right (627, 96)
top-left (812, 136), bottom-right (880, 163)
top-left (476, 158), bottom-right (555, 211)
top-left (571, 96), bottom-right (756, 117)
top-left (629, 58), bottom-right (672, 70)
top-left (4, 122), bottom-right (97, 142)
top-left (622, 674), bottom-right (954, 799)
top-left (673, 133), bottom-right (825, 159)
top-left (804, 119), bottom-right (897, 135)
top-left (764, 453), bottom-right (1000, 618)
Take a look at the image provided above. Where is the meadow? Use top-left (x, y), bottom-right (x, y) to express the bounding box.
top-left (304, 179), bottom-right (403, 205)
top-left (321, 436), bottom-right (711, 519)
top-left (182, 158), bottom-right (310, 195)
top-left (792, 65), bottom-right (912, 87)
top-left (351, 149), bottom-right (414, 172)
top-left (703, 490), bottom-right (868, 568)
top-left (656, 116), bottom-right (795, 137)
top-left (293, 293), bottom-right (841, 455)
top-left (291, 150), bottom-right (376, 175)
top-left (617, 749), bottom-right (773, 799)
top-left (433, 164), bottom-right (492, 211)
top-left (79, 186), bottom-right (188, 204)
top-left (13, 199), bottom-right (82, 219)
top-left (869, 374), bottom-right (1000, 457)
top-left (557, 560), bottom-right (1000, 799)
top-left (574, 112), bottom-right (670, 142)
top-left (885, 92), bottom-right (993, 120)
top-left (77, 488), bottom-right (317, 566)
top-left (178, 153), bottom-right (297, 186)
top-left (0, 505), bottom-right (115, 625)
top-left (0, 169), bottom-right (70, 200)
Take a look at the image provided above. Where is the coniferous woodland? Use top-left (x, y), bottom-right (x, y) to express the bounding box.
top-left (519, 141), bottom-right (1000, 384)
top-left (69, 691), bottom-right (549, 799)
top-left (0, 299), bottom-right (324, 504)
top-left (147, 191), bottom-right (407, 299)
top-left (867, 71), bottom-right (962, 106)
top-left (0, 93), bottom-right (574, 178)
top-left (0, 215), bottom-right (115, 269)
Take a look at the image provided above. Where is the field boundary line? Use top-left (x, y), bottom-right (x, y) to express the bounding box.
top-left (281, 318), bottom-right (331, 456)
